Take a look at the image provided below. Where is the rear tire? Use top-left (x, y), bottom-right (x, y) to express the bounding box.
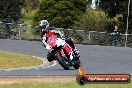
top-left (56, 52), bottom-right (70, 70)
top-left (72, 56), bottom-right (80, 69)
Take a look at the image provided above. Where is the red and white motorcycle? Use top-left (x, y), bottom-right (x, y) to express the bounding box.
top-left (46, 35), bottom-right (80, 70)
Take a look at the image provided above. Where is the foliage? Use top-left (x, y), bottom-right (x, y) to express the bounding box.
top-left (74, 10), bottom-right (112, 32)
top-left (22, 8), bottom-right (38, 25)
top-left (99, 0), bottom-right (132, 33)
top-left (24, 0), bottom-right (39, 9)
top-left (33, 0), bottom-right (88, 28)
top-left (0, 0), bottom-right (25, 23)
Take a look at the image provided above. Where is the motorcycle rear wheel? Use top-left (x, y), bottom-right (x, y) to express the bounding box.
top-left (56, 52), bottom-right (70, 70)
top-left (73, 64), bottom-right (80, 69)
top-left (72, 58), bottom-right (80, 69)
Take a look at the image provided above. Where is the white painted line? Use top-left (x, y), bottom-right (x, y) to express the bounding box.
top-left (42, 61), bottom-right (57, 68)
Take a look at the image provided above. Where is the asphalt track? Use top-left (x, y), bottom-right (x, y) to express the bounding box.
top-left (0, 39), bottom-right (132, 76)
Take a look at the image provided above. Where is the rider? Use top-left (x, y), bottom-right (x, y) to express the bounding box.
top-left (39, 20), bottom-right (79, 62)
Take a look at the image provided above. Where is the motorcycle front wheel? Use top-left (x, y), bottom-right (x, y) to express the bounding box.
top-left (56, 52), bottom-right (70, 70)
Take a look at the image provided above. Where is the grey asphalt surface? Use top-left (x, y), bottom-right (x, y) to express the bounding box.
top-left (0, 39), bottom-right (132, 76)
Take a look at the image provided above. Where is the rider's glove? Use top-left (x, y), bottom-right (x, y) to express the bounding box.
top-left (46, 45), bottom-right (52, 51)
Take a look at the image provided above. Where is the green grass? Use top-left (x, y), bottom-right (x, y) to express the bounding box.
top-left (0, 82), bottom-right (131, 88)
top-left (0, 52), bottom-right (43, 69)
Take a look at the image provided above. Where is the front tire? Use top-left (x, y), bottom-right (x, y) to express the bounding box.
top-left (56, 52), bottom-right (70, 70)
top-left (47, 53), bottom-right (54, 62)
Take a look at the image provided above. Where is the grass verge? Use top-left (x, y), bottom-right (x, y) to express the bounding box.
top-left (0, 81), bottom-right (131, 88)
top-left (0, 52), bottom-right (43, 69)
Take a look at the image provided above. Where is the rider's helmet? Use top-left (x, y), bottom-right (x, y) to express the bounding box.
top-left (39, 20), bottom-right (49, 33)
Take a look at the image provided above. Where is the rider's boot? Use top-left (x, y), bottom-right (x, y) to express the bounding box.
top-left (69, 49), bottom-right (80, 66)
top-left (69, 53), bottom-right (75, 66)
top-left (73, 47), bottom-right (79, 56)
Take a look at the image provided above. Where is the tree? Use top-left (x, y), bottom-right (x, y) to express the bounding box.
top-left (99, 0), bottom-right (132, 33)
top-left (0, 0), bottom-right (25, 23)
top-left (24, 0), bottom-right (39, 9)
top-left (73, 10), bottom-right (110, 32)
top-left (33, 0), bottom-right (88, 28)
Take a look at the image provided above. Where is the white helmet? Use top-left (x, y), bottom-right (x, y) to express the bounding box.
top-left (39, 20), bottom-right (49, 30)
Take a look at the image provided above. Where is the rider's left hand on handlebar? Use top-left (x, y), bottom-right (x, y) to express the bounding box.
top-left (46, 45), bottom-right (52, 51)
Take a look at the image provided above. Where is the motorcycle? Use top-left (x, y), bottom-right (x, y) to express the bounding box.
top-left (46, 35), bottom-right (80, 70)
